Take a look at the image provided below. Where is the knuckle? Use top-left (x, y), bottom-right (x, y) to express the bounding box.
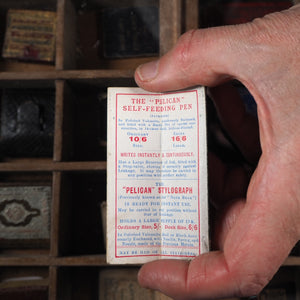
top-left (174, 30), bottom-right (199, 75)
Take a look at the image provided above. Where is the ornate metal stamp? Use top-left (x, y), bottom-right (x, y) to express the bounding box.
top-left (0, 186), bottom-right (51, 246)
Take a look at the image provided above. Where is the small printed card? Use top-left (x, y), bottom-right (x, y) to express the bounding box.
top-left (107, 87), bottom-right (208, 264)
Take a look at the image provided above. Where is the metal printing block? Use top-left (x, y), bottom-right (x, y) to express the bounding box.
top-left (2, 9), bottom-right (56, 63)
top-left (0, 186), bottom-right (51, 247)
top-left (0, 89), bottom-right (55, 158)
top-left (102, 6), bottom-right (159, 58)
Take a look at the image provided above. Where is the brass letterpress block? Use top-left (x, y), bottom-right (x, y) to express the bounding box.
top-left (2, 9), bottom-right (56, 62)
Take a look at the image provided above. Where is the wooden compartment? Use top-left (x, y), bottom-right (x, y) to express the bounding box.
top-left (69, 0), bottom-right (160, 70)
top-left (0, 87), bottom-right (56, 161)
top-left (60, 82), bottom-right (107, 162)
top-left (70, 85), bottom-right (107, 161)
top-left (56, 267), bottom-right (99, 300)
top-left (53, 171), bottom-right (106, 256)
top-left (58, 0), bottom-right (185, 70)
top-left (0, 266), bottom-right (49, 299)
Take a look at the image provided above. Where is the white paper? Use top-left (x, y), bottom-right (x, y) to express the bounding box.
top-left (107, 87), bottom-right (208, 264)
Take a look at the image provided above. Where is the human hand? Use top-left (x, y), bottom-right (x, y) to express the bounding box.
top-left (134, 5), bottom-right (300, 299)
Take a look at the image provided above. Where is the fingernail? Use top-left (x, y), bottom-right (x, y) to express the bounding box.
top-left (137, 60), bottom-right (159, 81)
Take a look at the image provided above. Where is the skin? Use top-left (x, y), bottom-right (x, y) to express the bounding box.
top-left (134, 4), bottom-right (300, 300)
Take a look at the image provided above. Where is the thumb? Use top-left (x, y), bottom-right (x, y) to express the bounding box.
top-left (134, 5), bottom-right (300, 93)
top-left (134, 25), bottom-right (250, 92)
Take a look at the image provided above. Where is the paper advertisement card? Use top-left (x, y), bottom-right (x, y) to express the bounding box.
top-left (107, 87), bottom-right (208, 264)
